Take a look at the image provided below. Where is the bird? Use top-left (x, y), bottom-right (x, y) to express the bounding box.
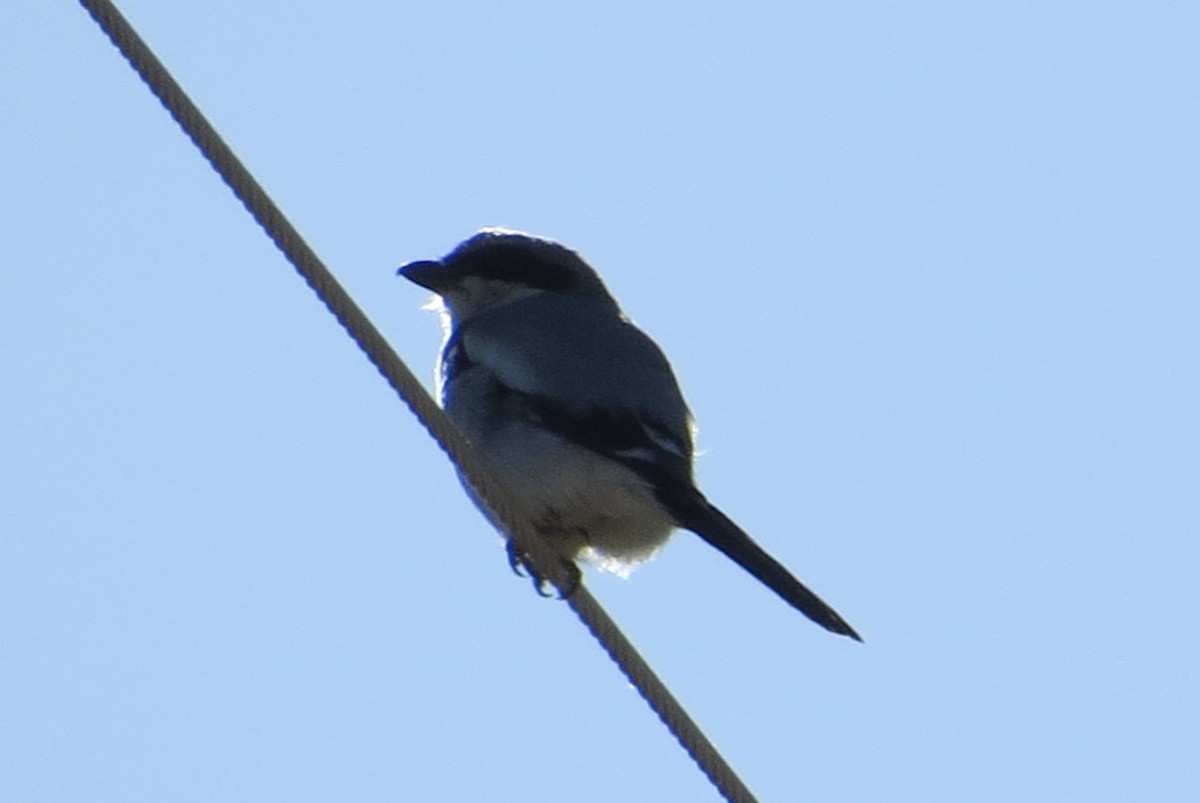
top-left (398, 228), bottom-right (861, 641)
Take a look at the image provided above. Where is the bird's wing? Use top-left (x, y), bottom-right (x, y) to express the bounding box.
top-left (459, 295), bottom-right (693, 473)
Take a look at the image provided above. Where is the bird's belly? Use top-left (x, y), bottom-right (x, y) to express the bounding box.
top-left (477, 426), bottom-right (676, 575)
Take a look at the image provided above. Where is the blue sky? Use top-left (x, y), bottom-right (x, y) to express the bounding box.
top-left (3, 2), bottom-right (1197, 801)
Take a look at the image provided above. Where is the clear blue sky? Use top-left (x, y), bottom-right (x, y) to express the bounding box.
top-left (3, 2), bottom-right (1197, 801)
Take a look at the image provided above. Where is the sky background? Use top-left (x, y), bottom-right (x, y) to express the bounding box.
top-left (3, 2), bottom-right (1198, 801)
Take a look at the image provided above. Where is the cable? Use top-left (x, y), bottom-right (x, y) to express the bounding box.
top-left (77, 2), bottom-right (759, 800)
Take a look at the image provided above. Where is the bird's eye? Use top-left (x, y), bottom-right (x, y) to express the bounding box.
top-left (458, 246), bottom-right (575, 292)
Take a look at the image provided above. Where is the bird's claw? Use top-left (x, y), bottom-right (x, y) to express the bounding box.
top-left (505, 539), bottom-right (581, 599)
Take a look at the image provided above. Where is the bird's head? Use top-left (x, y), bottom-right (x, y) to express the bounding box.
top-left (398, 228), bottom-right (615, 323)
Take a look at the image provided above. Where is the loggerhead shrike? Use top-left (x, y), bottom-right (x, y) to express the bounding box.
top-left (398, 228), bottom-right (860, 641)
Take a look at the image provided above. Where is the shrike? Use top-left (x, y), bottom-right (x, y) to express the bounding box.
top-left (399, 228), bottom-right (860, 640)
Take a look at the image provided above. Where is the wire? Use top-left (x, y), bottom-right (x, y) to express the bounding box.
top-left (77, 2), bottom-right (760, 800)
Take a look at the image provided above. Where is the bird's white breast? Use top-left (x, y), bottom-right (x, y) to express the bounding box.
top-left (446, 370), bottom-right (676, 576)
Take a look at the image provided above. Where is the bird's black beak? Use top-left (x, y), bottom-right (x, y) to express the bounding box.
top-left (397, 259), bottom-right (450, 291)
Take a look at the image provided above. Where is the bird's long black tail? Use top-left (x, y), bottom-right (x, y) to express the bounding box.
top-left (665, 488), bottom-right (862, 641)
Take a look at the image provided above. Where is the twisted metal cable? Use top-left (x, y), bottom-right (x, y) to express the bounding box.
top-left (77, 2), bottom-right (758, 800)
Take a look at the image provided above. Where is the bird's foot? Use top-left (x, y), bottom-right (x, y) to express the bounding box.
top-left (506, 539), bottom-right (581, 599)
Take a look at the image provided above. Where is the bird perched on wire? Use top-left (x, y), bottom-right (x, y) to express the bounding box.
top-left (398, 228), bottom-right (860, 641)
